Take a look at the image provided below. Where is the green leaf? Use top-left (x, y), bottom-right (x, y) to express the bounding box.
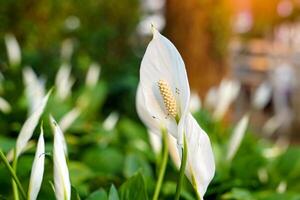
top-left (86, 188), bottom-right (108, 200)
top-left (119, 172), bottom-right (148, 200)
top-left (71, 186), bottom-right (81, 200)
top-left (108, 185), bottom-right (119, 200)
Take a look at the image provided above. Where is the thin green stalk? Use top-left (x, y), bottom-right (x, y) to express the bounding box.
top-left (12, 152), bottom-right (19, 200)
top-left (174, 135), bottom-right (188, 200)
top-left (0, 150), bottom-right (26, 200)
top-left (152, 128), bottom-right (169, 200)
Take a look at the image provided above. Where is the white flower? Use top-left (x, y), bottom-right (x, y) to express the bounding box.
top-left (189, 91), bottom-right (201, 113)
top-left (50, 115), bottom-right (68, 156)
top-left (204, 87), bottom-right (218, 109)
top-left (28, 128), bottom-right (45, 200)
top-left (15, 92), bottom-right (50, 157)
top-left (226, 114), bottom-right (250, 161)
top-left (102, 112), bottom-right (119, 131)
top-left (59, 108), bottom-right (81, 132)
top-left (138, 27), bottom-right (190, 144)
top-left (4, 33), bottom-right (21, 67)
top-left (136, 28), bottom-right (215, 198)
top-left (55, 63), bottom-right (74, 101)
top-left (183, 114), bottom-right (215, 199)
top-left (51, 116), bottom-right (71, 200)
top-left (252, 82), bottom-right (272, 110)
top-left (23, 67), bottom-right (45, 114)
top-left (85, 63), bottom-right (101, 87)
top-left (0, 97), bottom-right (11, 113)
top-left (148, 130), bottom-right (162, 155)
top-left (60, 39), bottom-right (74, 62)
top-left (213, 79), bottom-right (240, 120)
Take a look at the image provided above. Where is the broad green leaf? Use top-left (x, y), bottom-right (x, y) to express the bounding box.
top-left (119, 173), bottom-right (148, 200)
top-left (86, 188), bottom-right (108, 200)
top-left (108, 185), bottom-right (119, 200)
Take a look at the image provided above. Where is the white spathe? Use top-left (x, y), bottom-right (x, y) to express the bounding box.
top-left (51, 116), bottom-right (71, 200)
top-left (85, 62), bottom-right (101, 87)
top-left (4, 33), bottom-right (21, 67)
top-left (59, 108), bottom-right (81, 132)
top-left (0, 97), bottom-right (11, 113)
top-left (183, 113), bottom-right (215, 199)
top-left (28, 129), bottom-right (45, 200)
top-left (213, 79), bottom-right (240, 120)
top-left (189, 91), bottom-right (201, 113)
top-left (102, 112), bottom-right (119, 131)
top-left (50, 115), bottom-right (68, 156)
top-left (23, 67), bottom-right (46, 114)
top-left (15, 92), bottom-right (50, 157)
top-left (252, 82), bottom-right (272, 110)
top-left (55, 63), bottom-right (74, 101)
top-left (226, 114), bottom-right (250, 161)
top-left (138, 27), bottom-right (190, 144)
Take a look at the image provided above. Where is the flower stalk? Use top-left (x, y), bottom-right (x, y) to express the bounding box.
top-left (0, 149), bottom-right (26, 200)
top-left (175, 135), bottom-right (188, 200)
top-left (152, 128), bottom-right (169, 200)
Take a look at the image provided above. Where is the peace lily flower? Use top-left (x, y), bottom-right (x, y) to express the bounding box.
top-left (51, 116), bottom-right (71, 200)
top-left (15, 91), bottom-right (51, 158)
top-left (59, 108), bottom-right (81, 132)
top-left (28, 128), bottom-right (45, 200)
top-left (102, 111), bottom-right (119, 131)
top-left (85, 62), bottom-right (101, 88)
top-left (138, 27), bottom-right (190, 144)
top-left (0, 97), bottom-right (11, 113)
top-left (136, 28), bottom-right (215, 199)
top-left (226, 114), bottom-right (250, 161)
top-left (23, 66), bottom-right (46, 114)
top-left (55, 63), bottom-right (74, 101)
top-left (213, 79), bottom-right (240, 120)
top-left (252, 81), bottom-right (272, 110)
top-left (4, 33), bottom-right (21, 67)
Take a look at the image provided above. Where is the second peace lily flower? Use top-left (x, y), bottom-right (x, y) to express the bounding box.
top-left (137, 27), bottom-right (215, 199)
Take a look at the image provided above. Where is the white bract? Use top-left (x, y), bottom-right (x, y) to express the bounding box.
top-left (55, 63), bottom-right (74, 101)
top-left (4, 33), bottom-right (21, 67)
top-left (59, 108), bottom-right (81, 132)
top-left (0, 97), bottom-right (11, 113)
top-left (103, 111), bottom-right (119, 131)
top-left (50, 115), bottom-right (68, 156)
top-left (252, 82), bottom-right (272, 110)
top-left (183, 114), bottom-right (215, 199)
top-left (15, 92), bottom-right (50, 157)
top-left (85, 62), bottom-right (101, 87)
top-left (213, 79), bottom-right (240, 120)
top-left (136, 28), bottom-right (215, 198)
top-left (23, 67), bottom-right (46, 114)
top-left (138, 27), bottom-right (190, 144)
top-left (189, 91), bottom-right (201, 113)
top-left (226, 114), bottom-right (250, 161)
top-left (51, 116), bottom-right (71, 200)
top-left (28, 128), bottom-right (45, 200)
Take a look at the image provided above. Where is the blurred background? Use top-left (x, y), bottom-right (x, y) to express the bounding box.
top-left (1, 0), bottom-right (300, 199)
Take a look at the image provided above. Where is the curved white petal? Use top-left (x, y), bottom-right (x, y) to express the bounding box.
top-left (213, 79), bottom-right (240, 120)
top-left (85, 62), bottom-right (101, 87)
top-left (148, 130), bottom-right (162, 155)
top-left (226, 114), bottom-right (250, 161)
top-left (0, 97), bottom-right (11, 113)
top-left (4, 33), bottom-right (21, 67)
top-left (59, 108), bottom-right (81, 132)
top-left (50, 116), bottom-right (68, 156)
top-left (139, 28), bottom-right (190, 141)
top-left (23, 67), bottom-right (46, 114)
top-left (51, 117), bottom-right (71, 200)
top-left (28, 129), bottom-right (45, 200)
top-left (55, 63), bottom-right (74, 101)
top-left (183, 114), bottom-right (215, 199)
top-left (16, 92), bottom-right (50, 157)
top-left (103, 112), bottom-right (119, 131)
top-left (168, 134), bottom-right (181, 169)
top-left (252, 82), bottom-right (272, 110)
top-left (189, 91), bottom-right (201, 113)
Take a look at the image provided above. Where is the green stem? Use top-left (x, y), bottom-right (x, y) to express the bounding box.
top-left (174, 135), bottom-right (188, 200)
top-left (152, 128), bottom-right (169, 200)
top-left (0, 150), bottom-right (26, 200)
top-left (12, 152), bottom-right (20, 200)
